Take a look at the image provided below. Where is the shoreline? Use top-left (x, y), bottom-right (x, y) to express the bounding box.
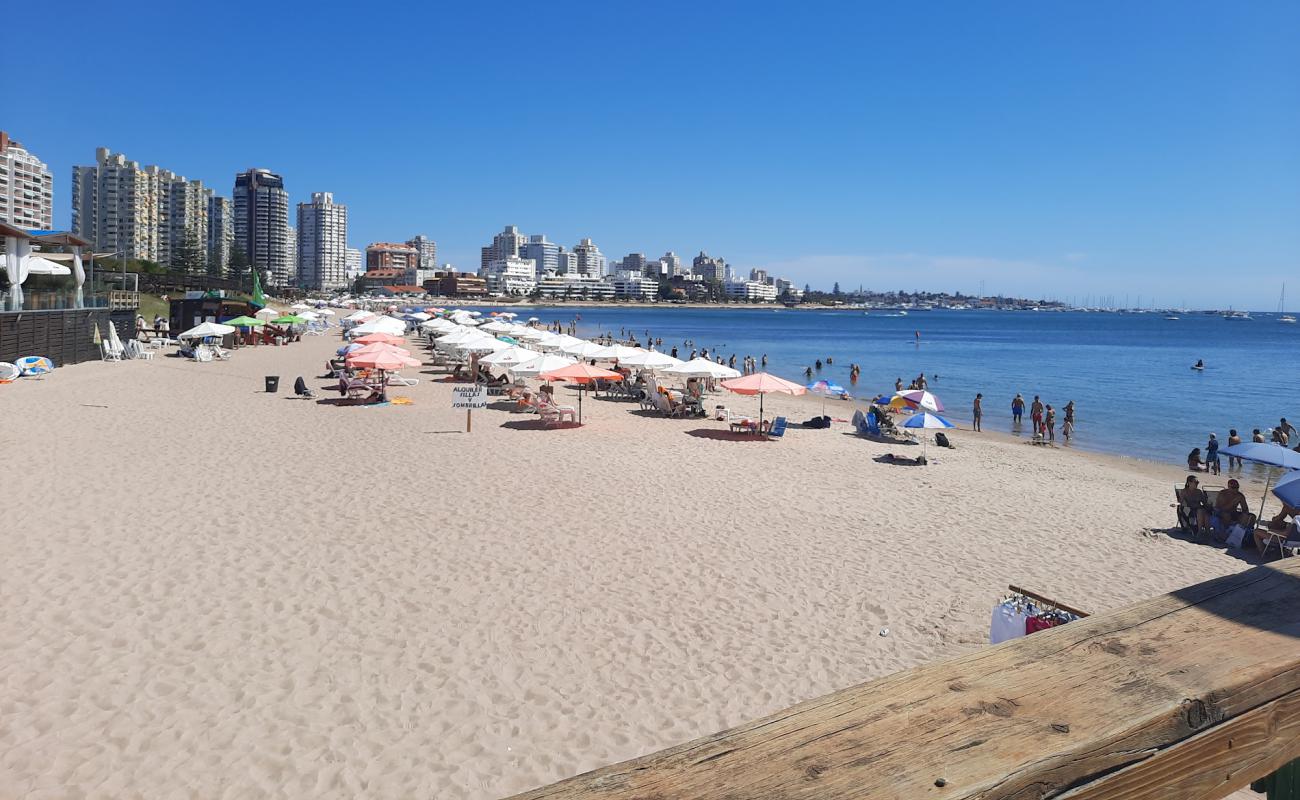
top-left (1, 327), bottom-right (1280, 798)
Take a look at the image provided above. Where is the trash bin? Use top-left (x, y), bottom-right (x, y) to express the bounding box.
top-left (265, 376), bottom-right (280, 393)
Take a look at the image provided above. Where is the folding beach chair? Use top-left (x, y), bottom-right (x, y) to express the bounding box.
top-left (766, 416), bottom-right (789, 439)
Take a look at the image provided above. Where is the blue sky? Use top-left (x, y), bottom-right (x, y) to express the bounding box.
top-left (16, 0), bottom-right (1300, 308)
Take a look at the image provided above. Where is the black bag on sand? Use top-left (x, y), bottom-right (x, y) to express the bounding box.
top-left (804, 416), bottom-right (830, 429)
top-left (935, 431), bottom-right (953, 448)
top-left (294, 376), bottom-right (315, 398)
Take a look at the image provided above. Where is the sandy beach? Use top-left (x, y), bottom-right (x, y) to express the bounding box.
top-left (0, 330), bottom-right (1275, 798)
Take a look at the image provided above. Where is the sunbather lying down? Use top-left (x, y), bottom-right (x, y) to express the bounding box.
top-left (876, 452), bottom-right (927, 466)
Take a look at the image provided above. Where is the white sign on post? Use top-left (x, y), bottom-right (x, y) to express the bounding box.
top-left (451, 386), bottom-right (488, 409)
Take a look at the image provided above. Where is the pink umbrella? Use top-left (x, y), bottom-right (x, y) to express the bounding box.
top-left (353, 332), bottom-right (406, 345)
top-left (720, 372), bottom-right (806, 432)
top-left (348, 351), bottom-right (421, 370)
top-left (894, 390), bottom-right (944, 412)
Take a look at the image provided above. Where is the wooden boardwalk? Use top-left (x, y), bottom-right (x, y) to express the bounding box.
top-left (509, 559), bottom-right (1300, 800)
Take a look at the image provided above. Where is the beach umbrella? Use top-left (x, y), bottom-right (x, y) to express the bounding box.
top-left (662, 357), bottom-right (742, 380)
top-left (560, 339), bottom-right (607, 359)
top-left (720, 372), bottom-right (807, 432)
top-left (405, 311), bottom-right (432, 321)
top-left (316, 308), bottom-right (336, 316)
top-left (353, 332), bottom-right (405, 345)
top-left (591, 344), bottom-right (643, 361)
top-left (350, 316), bottom-right (407, 336)
top-left (454, 336), bottom-right (510, 354)
top-left (343, 309), bottom-right (376, 322)
top-left (1273, 471), bottom-right (1300, 509)
top-left (290, 303), bottom-right (310, 310)
top-left (346, 342), bottom-right (413, 359)
top-left (806, 379), bottom-right (849, 416)
top-left (619, 350), bottom-right (684, 371)
top-left (272, 315), bottom-right (306, 325)
top-left (1220, 442), bottom-right (1300, 525)
top-left (511, 328), bottom-right (548, 342)
top-left (894, 390), bottom-right (944, 412)
top-left (254, 307), bottom-right (282, 321)
top-left (902, 411), bottom-right (955, 462)
top-left (480, 346), bottom-right (544, 368)
top-left (543, 334), bottom-right (584, 351)
top-left (511, 353), bottom-right (576, 378)
top-left (178, 321), bottom-right (236, 339)
top-left (539, 363), bottom-right (623, 423)
top-left (296, 310), bottom-right (321, 320)
top-left (479, 320), bottom-right (514, 334)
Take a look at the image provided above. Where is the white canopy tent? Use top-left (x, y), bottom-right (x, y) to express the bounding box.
top-left (662, 357), bottom-right (742, 379)
top-left (178, 321), bottom-right (236, 339)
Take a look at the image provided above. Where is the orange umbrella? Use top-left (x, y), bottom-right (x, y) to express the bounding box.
top-left (720, 372), bottom-right (806, 432)
top-left (538, 364), bottom-right (623, 423)
top-left (353, 332), bottom-right (406, 345)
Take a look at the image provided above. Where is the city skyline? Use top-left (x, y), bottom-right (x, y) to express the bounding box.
top-left (15, 0), bottom-right (1300, 308)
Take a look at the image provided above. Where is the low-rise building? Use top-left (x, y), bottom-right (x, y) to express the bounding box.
top-left (609, 274), bottom-right (658, 301)
top-left (357, 267), bottom-right (406, 291)
top-left (481, 255), bottom-right (536, 295)
top-left (439, 273), bottom-right (487, 296)
top-left (724, 279), bottom-right (778, 302)
top-left (536, 275), bottom-right (615, 301)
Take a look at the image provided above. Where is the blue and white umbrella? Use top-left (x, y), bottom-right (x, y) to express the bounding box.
top-left (1274, 471), bottom-right (1300, 510)
top-left (1221, 442), bottom-right (1300, 524)
top-left (903, 411), bottom-right (954, 462)
top-left (805, 380), bottom-right (849, 415)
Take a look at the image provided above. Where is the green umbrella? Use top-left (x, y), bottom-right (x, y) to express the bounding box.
top-left (225, 315), bottom-right (265, 327)
top-left (272, 315), bottom-right (306, 324)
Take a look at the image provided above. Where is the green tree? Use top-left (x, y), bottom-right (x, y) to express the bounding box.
top-left (227, 247), bottom-right (250, 287)
top-left (832, 281), bottom-right (842, 297)
top-left (170, 228), bottom-right (207, 275)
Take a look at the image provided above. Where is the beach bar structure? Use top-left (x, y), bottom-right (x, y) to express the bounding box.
top-left (0, 222), bottom-right (138, 365)
top-left (509, 558), bottom-right (1300, 800)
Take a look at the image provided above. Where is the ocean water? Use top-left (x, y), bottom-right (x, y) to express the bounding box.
top-left (480, 305), bottom-right (1300, 465)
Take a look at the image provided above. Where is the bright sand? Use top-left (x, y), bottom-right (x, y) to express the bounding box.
top-left (0, 331), bottom-right (1273, 798)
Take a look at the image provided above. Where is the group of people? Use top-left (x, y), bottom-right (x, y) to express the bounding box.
top-left (1179, 474), bottom-right (1298, 554)
top-left (1188, 418), bottom-right (1299, 475)
top-left (1008, 394), bottom-right (1075, 444)
top-left (134, 314), bottom-right (170, 340)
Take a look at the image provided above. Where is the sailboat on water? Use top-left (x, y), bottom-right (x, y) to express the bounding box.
top-left (1279, 283), bottom-right (1296, 324)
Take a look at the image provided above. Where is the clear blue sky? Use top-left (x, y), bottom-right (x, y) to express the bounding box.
top-left (18, 0), bottom-right (1300, 308)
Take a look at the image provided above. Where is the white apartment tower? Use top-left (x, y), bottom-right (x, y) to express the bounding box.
top-left (481, 225), bottom-right (526, 271)
top-left (661, 251), bottom-right (683, 277)
top-left (573, 237), bottom-right (606, 278)
top-left (233, 168), bottom-right (292, 287)
top-left (297, 192), bottom-right (349, 291)
top-left (72, 147), bottom-right (212, 269)
top-left (407, 234), bottom-right (437, 270)
top-left (0, 132), bottom-right (53, 231)
top-left (521, 234), bottom-right (561, 276)
top-left (207, 196), bottom-right (233, 275)
top-left (345, 247), bottom-right (363, 281)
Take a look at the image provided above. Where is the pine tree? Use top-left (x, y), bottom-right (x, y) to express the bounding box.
top-left (172, 228), bottom-right (207, 275)
top-left (833, 281), bottom-right (842, 296)
top-left (228, 247), bottom-right (250, 287)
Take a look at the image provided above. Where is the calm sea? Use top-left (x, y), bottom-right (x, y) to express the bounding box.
top-left (477, 305), bottom-right (1299, 465)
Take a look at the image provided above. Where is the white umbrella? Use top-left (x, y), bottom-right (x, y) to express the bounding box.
top-left (511, 328), bottom-right (548, 342)
top-left (662, 357), bottom-right (741, 379)
top-left (479, 345), bottom-right (543, 367)
top-left (620, 350), bottom-right (684, 370)
top-left (350, 316), bottom-right (407, 336)
top-left (343, 309), bottom-right (376, 322)
top-left (316, 308), bottom-right (336, 316)
top-left (479, 320), bottom-right (514, 334)
top-left (297, 310), bottom-right (321, 320)
top-left (511, 353), bottom-right (577, 377)
top-left (25, 256), bottom-right (72, 276)
top-left (540, 334), bottom-right (584, 352)
top-left (421, 318), bottom-right (458, 332)
top-left (591, 344), bottom-right (643, 361)
top-left (290, 303), bottom-right (310, 310)
top-left (178, 321), bottom-right (236, 339)
top-left (455, 337), bottom-right (510, 354)
top-left (435, 327), bottom-right (487, 346)
top-left (255, 307), bottom-right (282, 321)
top-left (561, 340), bottom-right (607, 359)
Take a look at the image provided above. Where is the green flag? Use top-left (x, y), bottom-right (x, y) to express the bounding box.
top-left (250, 269), bottom-right (266, 309)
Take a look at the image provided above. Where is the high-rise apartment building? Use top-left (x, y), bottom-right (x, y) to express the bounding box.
top-left (661, 251), bottom-right (683, 277)
top-left (556, 249), bottom-right (578, 275)
top-left (407, 234), bottom-right (437, 270)
top-left (482, 255), bottom-right (537, 295)
top-left (692, 251), bottom-right (729, 282)
top-left (233, 168), bottom-right (292, 287)
top-left (72, 148), bottom-right (214, 269)
top-left (0, 132), bottom-right (53, 232)
top-left (621, 252), bottom-right (648, 277)
top-left (207, 196), bottom-right (233, 275)
top-left (345, 248), bottom-right (363, 281)
top-left (297, 192), bottom-right (348, 291)
top-left (573, 238), bottom-right (606, 278)
top-left (480, 225), bottom-right (526, 271)
top-left (521, 234), bottom-right (561, 276)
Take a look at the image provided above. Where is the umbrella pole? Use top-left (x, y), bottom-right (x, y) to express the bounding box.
top-left (579, 385), bottom-right (583, 424)
top-left (1259, 474), bottom-right (1273, 533)
top-left (760, 393), bottom-right (765, 435)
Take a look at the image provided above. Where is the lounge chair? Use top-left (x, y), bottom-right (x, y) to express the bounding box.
top-left (1174, 485), bottom-right (1220, 539)
top-left (538, 396), bottom-right (577, 426)
top-left (101, 341), bottom-right (123, 362)
top-left (1256, 525), bottom-right (1300, 558)
top-left (338, 376), bottom-right (382, 401)
top-left (386, 374), bottom-right (419, 387)
top-left (728, 413), bottom-right (759, 434)
top-left (766, 416), bottom-right (789, 439)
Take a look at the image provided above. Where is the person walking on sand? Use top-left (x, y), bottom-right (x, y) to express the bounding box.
top-left (973, 393), bottom-right (983, 432)
top-left (1012, 393), bottom-right (1025, 426)
top-left (1045, 405), bottom-right (1056, 442)
top-left (1030, 396), bottom-right (1044, 435)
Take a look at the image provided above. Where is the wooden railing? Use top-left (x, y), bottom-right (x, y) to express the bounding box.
top-left (508, 558), bottom-right (1300, 800)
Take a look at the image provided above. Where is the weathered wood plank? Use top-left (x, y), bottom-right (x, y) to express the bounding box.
top-left (508, 560), bottom-right (1300, 800)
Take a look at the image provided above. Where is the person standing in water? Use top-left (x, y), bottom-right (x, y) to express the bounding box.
top-left (1045, 404), bottom-right (1056, 442)
top-left (1012, 394), bottom-right (1025, 426)
top-left (973, 393), bottom-right (983, 432)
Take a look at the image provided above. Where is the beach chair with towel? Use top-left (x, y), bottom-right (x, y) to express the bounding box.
top-left (766, 416), bottom-right (788, 439)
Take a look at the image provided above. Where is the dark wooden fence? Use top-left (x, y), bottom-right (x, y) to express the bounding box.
top-left (137, 273), bottom-right (245, 295)
top-left (0, 308), bottom-right (136, 367)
